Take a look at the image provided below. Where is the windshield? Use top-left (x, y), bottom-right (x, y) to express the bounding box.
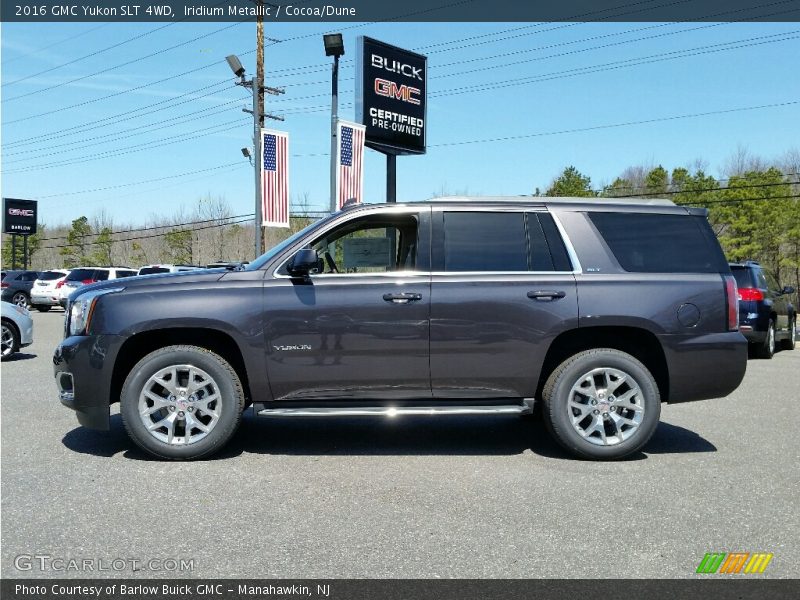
top-left (245, 215), bottom-right (333, 271)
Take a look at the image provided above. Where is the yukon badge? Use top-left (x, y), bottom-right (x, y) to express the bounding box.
top-left (273, 344), bottom-right (312, 352)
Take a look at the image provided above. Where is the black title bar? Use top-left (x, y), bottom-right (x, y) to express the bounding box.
top-left (2, 0), bottom-right (800, 23)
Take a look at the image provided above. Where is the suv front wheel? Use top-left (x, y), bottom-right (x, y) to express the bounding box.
top-left (542, 349), bottom-right (661, 460)
top-left (121, 345), bottom-right (245, 460)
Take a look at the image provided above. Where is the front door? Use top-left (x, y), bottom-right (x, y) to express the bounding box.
top-left (263, 208), bottom-right (432, 401)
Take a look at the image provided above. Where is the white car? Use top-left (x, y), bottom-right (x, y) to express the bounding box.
top-left (137, 264), bottom-right (201, 275)
top-left (30, 269), bottom-right (70, 311)
top-left (58, 267), bottom-right (138, 307)
top-left (1, 301), bottom-right (34, 360)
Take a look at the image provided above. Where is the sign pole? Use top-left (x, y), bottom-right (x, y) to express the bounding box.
top-left (11, 235), bottom-right (17, 270)
top-left (23, 236), bottom-right (28, 270)
top-left (329, 54), bottom-right (340, 214)
top-left (386, 155), bottom-right (396, 203)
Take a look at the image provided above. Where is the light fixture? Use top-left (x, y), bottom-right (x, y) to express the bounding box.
top-left (225, 55), bottom-right (245, 78)
top-left (323, 33), bottom-right (345, 57)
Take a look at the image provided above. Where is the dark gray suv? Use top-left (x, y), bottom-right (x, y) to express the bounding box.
top-left (54, 198), bottom-right (747, 460)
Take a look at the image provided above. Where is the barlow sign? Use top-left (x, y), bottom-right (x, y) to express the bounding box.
top-left (356, 36), bottom-right (427, 156)
top-left (3, 198), bottom-right (38, 235)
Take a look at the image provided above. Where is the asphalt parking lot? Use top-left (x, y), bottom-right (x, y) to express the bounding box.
top-left (1, 309), bottom-right (798, 579)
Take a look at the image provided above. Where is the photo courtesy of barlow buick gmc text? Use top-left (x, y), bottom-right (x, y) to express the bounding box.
top-left (1, 1), bottom-right (799, 599)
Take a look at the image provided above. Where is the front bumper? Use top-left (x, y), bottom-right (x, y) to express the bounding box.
top-left (53, 334), bottom-right (124, 430)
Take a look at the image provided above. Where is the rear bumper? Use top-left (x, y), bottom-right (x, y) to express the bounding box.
top-left (661, 332), bottom-right (748, 403)
top-left (31, 292), bottom-right (61, 306)
top-left (53, 334), bottom-right (124, 430)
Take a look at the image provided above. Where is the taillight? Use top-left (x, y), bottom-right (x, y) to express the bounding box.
top-left (724, 275), bottom-right (738, 331)
top-left (81, 279), bottom-right (97, 284)
top-left (0, 282), bottom-right (8, 288)
top-left (56, 280), bottom-right (65, 289)
top-left (738, 287), bottom-right (764, 302)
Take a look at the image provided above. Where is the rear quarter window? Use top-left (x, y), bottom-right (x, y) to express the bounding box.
top-left (66, 269), bottom-right (95, 281)
top-left (589, 212), bottom-right (726, 274)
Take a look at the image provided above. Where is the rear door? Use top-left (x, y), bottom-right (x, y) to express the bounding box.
top-left (429, 208), bottom-right (579, 398)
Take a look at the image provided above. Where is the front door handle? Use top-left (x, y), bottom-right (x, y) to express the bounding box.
top-left (527, 290), bottom-right (566, 301)
top-left (383, 292), bottom-right (423, 304)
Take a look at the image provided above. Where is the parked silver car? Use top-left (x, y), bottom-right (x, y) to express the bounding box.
top-left (1, 301), bottom-right (34, 360)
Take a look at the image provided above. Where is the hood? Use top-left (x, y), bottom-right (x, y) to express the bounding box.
top-left (69, 269), bottom-right (228, 300)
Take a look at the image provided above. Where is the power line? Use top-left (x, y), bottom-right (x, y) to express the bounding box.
top-left (0, 23), bottom-right (112, 66)
top-left (30, 162), bottom-right (247, 199)
top-left (1, 118), bottom-right (249, 174)
top-left (675, 193), bottom-right (800, 206)
top-left (611, 179), bottom-right (799, 198)
top-left (2, 21), bottom-right (247, 104)
top-left (427, 100), bottom-right (799, 148)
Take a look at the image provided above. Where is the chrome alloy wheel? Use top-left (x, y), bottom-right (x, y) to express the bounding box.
top-left (567, 367), bottom-right (645, 446)
top-left (138, 364), bottom-right (222, 446)
top-left (1, 323), bottom-right (14, 357)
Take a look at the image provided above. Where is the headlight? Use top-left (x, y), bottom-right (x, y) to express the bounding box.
top-left (68, 287), bottom-right (124, 336)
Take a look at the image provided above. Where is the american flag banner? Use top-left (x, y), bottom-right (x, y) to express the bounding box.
top-left (336, 120), bottom-right (366, 209)
top-left (261, 129), bottom-right (289, 228)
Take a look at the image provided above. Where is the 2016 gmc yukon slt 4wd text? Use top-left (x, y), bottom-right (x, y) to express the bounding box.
top-left (54, 198), bottom-right (747, 460)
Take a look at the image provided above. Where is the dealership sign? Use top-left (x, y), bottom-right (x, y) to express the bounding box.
top-left (356, 36), bottom-right (427, 155)
top-left (3, 198), bottom-right (38, 235)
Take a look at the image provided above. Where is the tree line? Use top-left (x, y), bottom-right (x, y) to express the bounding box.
top-left (543, 148), bottom-right (800, 295)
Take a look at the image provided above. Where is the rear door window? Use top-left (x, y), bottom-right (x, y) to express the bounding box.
top-left (66, 269), bottom-right (95, 281)
top-left (443, 212), bottom-right (528, 272)
top-left (589, 213), bottom-right (726, 273)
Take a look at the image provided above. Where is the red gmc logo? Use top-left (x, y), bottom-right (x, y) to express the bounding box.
top-left (8, 208), bottom-right (34, 217)
top-left (374, 78), bottom-right (421, 106)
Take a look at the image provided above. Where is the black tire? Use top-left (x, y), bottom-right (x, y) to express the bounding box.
top-left (120, 345), bottom-right (245, 460)
top-left (781, 317), bottom-right (796, 351)
top-left (755, 319), bottom-right (776, 359)
top-left (35, 305), bottom-right (51, 313)
top-left (1, 319), bottom-right (20, 360)
top-left (11, 292), bottom-right (29, 309)
top-left (542, 348), bottom-right (661, 460)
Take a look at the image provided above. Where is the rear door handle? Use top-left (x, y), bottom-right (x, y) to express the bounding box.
top-left (383, 292), bottom-right (423, 304)
top-left (527, 290), bottom-right (566, 301)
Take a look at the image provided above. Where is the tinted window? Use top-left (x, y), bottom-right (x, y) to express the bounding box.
top-left (731, 267), bottom-right (753, 289)
top-left (116, 270), bottom-right (137, 278)
top-left (95, 271), bottom-right (109, 281)
top-left (38, 271), bottom-right (65, 281)
top-left (527, 214), bottom-right (553, 271)
top-left (139, 267), bottom-right (170, 275)
top-left (589, 213), bottom-right (724, 273)
top-left (755, 270), bottom-right (769, 289)
top-left (66, 269), bottom-right (96, 281)
top-left (763, 270), bottom-right (780, 291)
top-left (444, 212), bottom-right (528, 272)
top-left (538, 213), bottom-right (573, 271)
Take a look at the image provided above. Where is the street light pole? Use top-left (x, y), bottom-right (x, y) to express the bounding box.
top-left (323, 33), bottom-right (345, 215)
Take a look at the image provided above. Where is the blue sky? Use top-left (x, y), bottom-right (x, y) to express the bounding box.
top-left (1, 17), bottom-right (799, 227)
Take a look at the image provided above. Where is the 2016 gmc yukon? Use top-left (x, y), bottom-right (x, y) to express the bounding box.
top-left (54, 198), bottom-right (747, 460)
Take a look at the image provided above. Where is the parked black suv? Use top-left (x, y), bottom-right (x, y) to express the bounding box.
top-left (729, 261), bottom-right (796, 359)
top-left (54, 198), bottom-right (747, 461)
top-left (1, 270), bottom-right (41, 309)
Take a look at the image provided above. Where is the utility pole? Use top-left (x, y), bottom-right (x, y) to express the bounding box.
top-left (256, 0), bottom-right (266, 254)
top-left (226, 10), bottom-right (284, 261)
top-left (329, 54), bottom-right (339, 214)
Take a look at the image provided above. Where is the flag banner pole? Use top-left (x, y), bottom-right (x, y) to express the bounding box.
top-left (261, 129), bottom-right (290, 228)
top-left (336, 120), bottom-right (366, 210)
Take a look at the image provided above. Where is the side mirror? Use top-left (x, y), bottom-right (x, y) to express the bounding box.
top-left (783, 285), bottom-right (795, 295)
top-left (287, 248), bottom-right (322, 277)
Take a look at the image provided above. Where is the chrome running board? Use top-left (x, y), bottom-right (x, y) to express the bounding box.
top-left (258, 400), bottom-right (533, 418)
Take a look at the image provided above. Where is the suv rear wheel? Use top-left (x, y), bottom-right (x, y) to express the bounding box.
top-left (755, 319), bottom-right (776, 359)
top-left (11, 292), bottom-right (29, 309)
top-left (121, 345), bottom-right (245, 460)
top-left (542, 349), bottom-right (661, 460)
top-left (781, 317), bottom-right (796, 351)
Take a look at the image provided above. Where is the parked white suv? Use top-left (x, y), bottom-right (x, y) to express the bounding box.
top-left (30, 269), bottom-right (70, 312)
top-left (58, 267), bottom-right (138, 307)
top-left (137, 264), bottom-right (201, 275)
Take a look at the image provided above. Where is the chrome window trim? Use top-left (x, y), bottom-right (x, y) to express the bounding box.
top-left (549, 212), bottom-right (583, 274)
